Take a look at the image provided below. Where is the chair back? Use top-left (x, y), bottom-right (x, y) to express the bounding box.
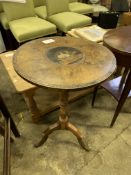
top-left (89, 0), bottom-right (100, 4)
top-left (2, 0), bottom-right (35, 22)
top-left (46, 0), bottom-right (69, 16)
top-left (33, 0), bottom-right (45, 7)
top-left (69, 0), bottom-right (77, 2)
top-left (0, 3), bottom-right (3, 13)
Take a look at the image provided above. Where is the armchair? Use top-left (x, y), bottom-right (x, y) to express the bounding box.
top-left (89, 0), bottom-right (108, 16)
top-left (69, 0), bottom-right (93, 14)
top-left (46, 0), bottom-right (92, 33)
top-left (0, 3), bottom-right (9, 30)
top-left (0, 3), bottom-right (11, 50)
top-left (2, 0), bottom-right (57, 44)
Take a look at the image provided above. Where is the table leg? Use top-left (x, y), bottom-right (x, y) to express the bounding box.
top-left (35, 90), bottom-right (89, 151)
top-left (110, 70), bottom-right (131, 127)
top-left (66, 122), bottom-right (89, 151)
top-left (23, 88), bottom-right (42, 122)
top-left (119, 67), bottom-right (129, 90)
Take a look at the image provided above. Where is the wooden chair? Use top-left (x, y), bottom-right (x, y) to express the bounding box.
top-left (0, 94), bottom-right (20, 175)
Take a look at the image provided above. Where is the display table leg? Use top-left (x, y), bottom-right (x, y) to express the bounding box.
top-left (110, 70), bottom-right (131, 127)
top-left (35, 90), bottom-right (89, 151)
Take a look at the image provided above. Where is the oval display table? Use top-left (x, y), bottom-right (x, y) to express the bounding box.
top-left (13, 36), bottom-right (116, 150)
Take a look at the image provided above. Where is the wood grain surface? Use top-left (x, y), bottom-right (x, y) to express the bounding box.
top-left (13, 36), bottom-right (116, 89)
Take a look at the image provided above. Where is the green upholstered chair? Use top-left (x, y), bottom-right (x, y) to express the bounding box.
top-left (89, 0), bottom-right (108, 16)
top-left (2, 0), bottom-right (56, 44)
top-left (46, 0), bottom-right (92, 33)
top-left (33, 0), bottom-right (47, 19)
top-left (0, 3), bottom-right (10, 50)
top-left (0, 3), bottom-right (9, 30)
top-left (69, 0), bottom-right (93, 14)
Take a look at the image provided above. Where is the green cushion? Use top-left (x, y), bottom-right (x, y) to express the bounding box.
top-left (2, 0), bottom-right (35, 21)
top-left (33, 0), bottom-right (45, 7)
top-left (46, 0), bottom-right (69, 16)
top-left (92, 4), bottom-right (108, 13)
top-left (35, 6), bottom-right (47, 19)
top-left (9, 17), bottom-right (56, 43)
top-left (0, 12), bottom-right (9, 30)
top-left (48, 12), bottom-right (92, 32)
top-left (69, 2), bottom-right (93, 14)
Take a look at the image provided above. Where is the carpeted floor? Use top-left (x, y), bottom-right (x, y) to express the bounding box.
top-left (0, 55), bottom-right (131, 175)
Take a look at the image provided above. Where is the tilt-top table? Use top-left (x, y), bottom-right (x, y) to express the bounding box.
top-left (13, 36), bottom-right (116, 150)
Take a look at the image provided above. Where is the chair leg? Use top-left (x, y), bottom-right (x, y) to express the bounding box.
top-left (0, 122), bottom-right (14, 142)
top-left (10, 117), bottom-right (20, 138)
top-left (0, 122), bottom-right (5, 137)
top-left (110, 70), bottom-right (131, 127)
top-left (92, 86), bottom-right (98, 107)
top-left (0, 95), bottom-right (20, 137)
top-left (3, 117), bottom-right (11, 175)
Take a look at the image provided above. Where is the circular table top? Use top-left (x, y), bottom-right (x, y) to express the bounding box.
top-left (13, 36), bottom-right (116, 89)
top-left (103, 26), bottom-right (131, 56)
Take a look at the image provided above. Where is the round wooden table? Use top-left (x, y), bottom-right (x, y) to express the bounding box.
top-left (13, 36), bottom-right (116, 150)
top-left (102, 26), bottom-right (131, 127)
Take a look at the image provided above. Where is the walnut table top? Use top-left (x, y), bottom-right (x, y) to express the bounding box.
top-left (13, 36), bottom-right (116, 90)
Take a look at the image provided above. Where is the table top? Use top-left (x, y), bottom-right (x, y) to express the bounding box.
top-left (103, 26), bottom-right (131, 56)
top-left (13, 36), bottom-right (116, 89)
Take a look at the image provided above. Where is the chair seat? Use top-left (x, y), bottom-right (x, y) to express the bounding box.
top-left (48, 12), bottom-right (92, 33)
top-left (35, 6), bottom-right (47, 19)
top-left (69, 2), bottom-right (93, 14)
top-left (92, 4), bottom-right (108, 13)
top-left (0, 12), bottom-right (9, 30)
top-left (9, 17), bottom-right (56, 43)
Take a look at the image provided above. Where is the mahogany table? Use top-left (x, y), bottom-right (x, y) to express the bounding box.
top-left (92, 26), bottom-right (131, 127)
top-left (13, 36), bottom-right (116, 150)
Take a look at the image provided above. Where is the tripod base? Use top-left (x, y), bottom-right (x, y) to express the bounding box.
top-left (34, 89), bottom-right (89, 151)
top-left (34, 121), bottom-right (89, 151)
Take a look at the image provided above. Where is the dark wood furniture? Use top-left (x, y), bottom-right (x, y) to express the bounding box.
top-left (0, 94), bottom-right (20, 175)
top-left (92, 26), bottom-right (131, 127)
top-left (13, 36), bottom-right (116, 150)
top-left (111, 0), bottom-right (129, 12)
